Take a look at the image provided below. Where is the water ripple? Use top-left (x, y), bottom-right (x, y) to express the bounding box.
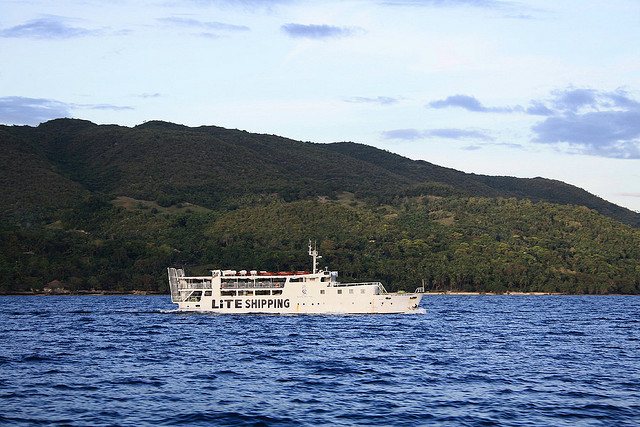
top-left (1, 295), bottom-right (639, 426)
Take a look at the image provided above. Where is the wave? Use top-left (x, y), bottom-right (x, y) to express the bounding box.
top-left (21, 354), bottom-right (55, 363)
top-left (3, 295), bottom-right (640, 427)
top-left (159, 411), bottom-right (300, 426)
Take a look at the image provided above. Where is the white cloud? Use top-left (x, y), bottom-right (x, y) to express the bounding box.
top-left (429, 95), bottom-right (515, 112)
top-left (377, 0), bottom-right (513, 8)
top-left (0, 97), bottom-right (132, 126)
top-left (281, 23), bottom-right (364, 39)
top-left (381, 127), bottom-right (493, 141)
top-left (531, 88), bottom-right (640, 159)
top-left (343, 96), bottom-right (399, 105)
top-left (428, 88), bottom-right (640, 159)
top-left (158, 17), bottom-right (250, 32)
top-left (0, 97), bottom-right (71, 125)
top-left (0, 17), bottom-right (97, 39)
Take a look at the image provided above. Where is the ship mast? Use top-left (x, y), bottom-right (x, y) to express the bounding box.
top-left (308, 240), bottom-right (322, 274)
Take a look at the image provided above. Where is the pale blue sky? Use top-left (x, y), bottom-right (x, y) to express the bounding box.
top-left (2, 0), bottom-right (639, 211)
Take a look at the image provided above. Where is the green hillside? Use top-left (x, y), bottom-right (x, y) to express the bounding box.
top-left (3, 118), bottom-right (638, 227)
top-left (324, 142), bottom-right (640, 227)
top-left (1, 119), bottom-right (639, 294)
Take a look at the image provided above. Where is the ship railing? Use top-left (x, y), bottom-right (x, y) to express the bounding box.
top-left (168, 268), bottom-right (214, 302)
top-left (333, 281), bottom-right (381, 287)
top-left (220, 282), bottom-right (285, 289)
top-left (334, 281), bottom-right (389, 294)
top-left (177, 280), bottom-right (213, 290)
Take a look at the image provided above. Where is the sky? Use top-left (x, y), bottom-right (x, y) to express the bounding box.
top-left (2, 0), bottom-right (640, 212)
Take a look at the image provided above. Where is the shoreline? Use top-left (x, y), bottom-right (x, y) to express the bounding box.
top-left (422, 291), bottom-right (562, 296)
top-left (0, 290), bottom-right (168, 296)
top-left (1, 291), bottom-right (635, 296)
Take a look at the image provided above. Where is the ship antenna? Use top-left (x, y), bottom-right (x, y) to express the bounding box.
top-left (308, 240), bottom-right (322, 274)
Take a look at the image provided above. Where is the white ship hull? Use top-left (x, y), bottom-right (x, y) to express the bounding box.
top-left (167, 245), bottom-right (423, 314)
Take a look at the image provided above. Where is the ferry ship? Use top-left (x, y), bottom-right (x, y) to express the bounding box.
top-left (167, 243), bottom-right (423, 314)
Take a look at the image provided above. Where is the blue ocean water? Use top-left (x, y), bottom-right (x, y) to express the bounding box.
top-left (1, 295), bottom-right (639, 426)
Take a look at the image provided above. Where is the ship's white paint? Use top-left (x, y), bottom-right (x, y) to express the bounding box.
top-left (167, 244), bottom-right (423, 314)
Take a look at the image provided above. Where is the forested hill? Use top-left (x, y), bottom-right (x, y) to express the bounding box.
top-left (322, 142), bottom-right (639, 227)
top-left (1, 118), bottom-right (638, 227)
top-left (1, 119), bottom-right (640, 295)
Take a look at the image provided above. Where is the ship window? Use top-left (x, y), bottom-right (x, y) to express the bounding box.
top-left (349, 289), bottom-right (354, 294)
top-left (256, 290), bottom-right (270, 296)
top-left (290, 277), bottom-right (303, 283)
top-left (272, 290), bottom-right (282, 295)
top-left (321, 277), bottom-right (330, 282)
top-left (361, 289), bottom-right (366, 294)
top-left (204, 291), bottom-right (212, 296)
top-left (188, 291), bottom-right (202, 302)
top-left (239, 290), bottom-right (254, 296)
top-left (320, 290), bottom-right (325, 295)
top-left (337, 289), bottom-right (342, 295)
top-left (221, 290), bottom-right (235, 297)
